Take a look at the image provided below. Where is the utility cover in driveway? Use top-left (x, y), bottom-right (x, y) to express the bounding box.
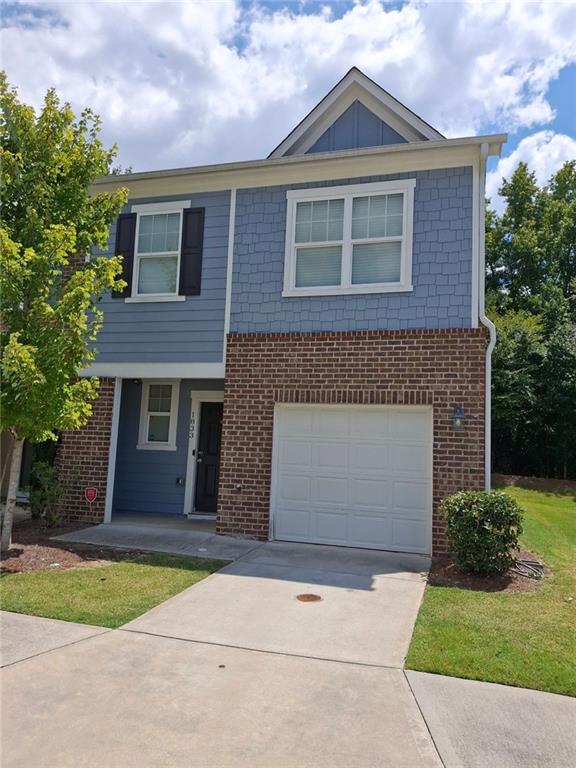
top-left (271, 405), bottom-right (432, 554)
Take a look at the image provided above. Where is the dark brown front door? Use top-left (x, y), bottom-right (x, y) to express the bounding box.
top-left (194, 402), bottom-right (223, 514)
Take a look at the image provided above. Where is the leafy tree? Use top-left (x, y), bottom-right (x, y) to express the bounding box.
top-left (0, 74), bottom-right (128, 550)
top-left (487, 161), bottom-right (576, 479)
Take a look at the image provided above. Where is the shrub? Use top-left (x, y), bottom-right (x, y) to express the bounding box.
top-left (29, 462), bottom-right (63, 528)
top-left (441, 490), bottom-right (524, 575)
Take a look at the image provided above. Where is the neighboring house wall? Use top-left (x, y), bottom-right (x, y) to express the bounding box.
top-left (93, 191), bottom-right (231, 364)
top-left (231, 167), bottom-right (473, 333)
top-left (56, 377), bottom-right (116, 525)
top-left (113, 379), bottom-right (223, 516)
top-left (217, 328), bottom-right (486, 555)
top-left (307, 100), bottom-right (407, 153)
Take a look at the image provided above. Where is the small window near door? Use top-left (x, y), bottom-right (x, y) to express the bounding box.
top-left (137, 381), bottom-right (180, 451)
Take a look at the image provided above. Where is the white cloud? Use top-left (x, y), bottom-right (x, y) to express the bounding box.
top-left (486, 131), bottom-right (576, 213)
top-left (1, 0), bottom-right (575, 170)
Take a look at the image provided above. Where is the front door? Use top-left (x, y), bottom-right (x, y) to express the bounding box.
top-left (194, 402), bottom-right (223, 514)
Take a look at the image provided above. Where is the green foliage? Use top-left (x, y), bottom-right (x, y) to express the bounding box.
top-left (0, 72), bottom-right (128, 444)
top-left (29, 462), bottom-right (62, 527)
top-left (441, 490), bottom-right (524, 575)
top-left (487, 161), bottom-right (576, 478)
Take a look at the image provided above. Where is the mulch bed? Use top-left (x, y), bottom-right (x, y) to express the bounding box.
top-left (429, 548), bottom-right (549, 593)
top-left (1, 519), bottom-right (136, 574)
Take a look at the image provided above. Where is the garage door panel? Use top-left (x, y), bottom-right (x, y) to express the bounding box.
top-left (350, 443), bottom-right (389, 471)
top-left (316, 410), bottom-right (349, 436)
top-left (389, 410), bottom-right (429, 440)
top-left (350, 477), bottom-right (390, 508)
top-left (392, 518), bottom-right (429, 552)
top-left (272, 406), bottom-right (432, 554)
top-left (280, 409), bottom-right (314, 436)
top-left (275, 508), bottom-right (310, 539)
top-left (389, 444), bottom-right (429, 474)
top-left (349, 410), bottom-right (389, 438)
top-left (349, 514), bottom-right (393, 548)
top-left (314, 441), bottom-right (348, 469)
top-left (313, 476), bottom-right (348, 505)
top-left (278, 474), bottom-right (311, 503)
top-left (312, 510), bottom-right (348, 544)
top-left (392, 480), bottom-right (429, 514)
top-left (280, 439), bottom-right (312, 467)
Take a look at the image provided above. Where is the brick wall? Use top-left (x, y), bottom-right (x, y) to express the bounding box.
top-left (55, 377), bottom-right (115, 524)
top-left (217, 329), bottom-right (486, 555)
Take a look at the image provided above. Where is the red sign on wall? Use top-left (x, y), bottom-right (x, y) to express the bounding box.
top-left (84, 487), bottom-right (98, 504)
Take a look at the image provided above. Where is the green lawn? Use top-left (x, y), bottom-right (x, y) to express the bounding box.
top-left (1, 554), bottom-right (225, 628)
top-left (406, 486), bottom-right (576, 697)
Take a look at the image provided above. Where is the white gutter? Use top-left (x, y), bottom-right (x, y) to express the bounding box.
top-left (478, 142), bottom-right (497, 489)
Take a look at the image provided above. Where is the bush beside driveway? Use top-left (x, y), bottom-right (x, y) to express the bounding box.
top-left (406, 485), bottom-right (576, 696)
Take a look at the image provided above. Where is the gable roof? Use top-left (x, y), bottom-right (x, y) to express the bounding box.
top-left (268, 67), bottom-right (444, 158)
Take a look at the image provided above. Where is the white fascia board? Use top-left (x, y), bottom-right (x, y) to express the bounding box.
top-left (91, 135), bottom-right (506, 199)
top-left (81, 362), bottom-right (225, 379)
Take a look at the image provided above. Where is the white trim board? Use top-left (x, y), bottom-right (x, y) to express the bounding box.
top-left (81, 362), bottom-right (225, 379)
top-left (223, 188), bottom-right (237, 365)
top-left (103, 377), bottom-right (122, 524)
top-left (91, 137), bottom-right (506, 199)
top-left (183, 390), bottom-right (225, 516)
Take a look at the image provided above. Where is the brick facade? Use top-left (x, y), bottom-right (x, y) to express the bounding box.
top-left (217, 329), bottom-right (486, 555)
top-left (55, 377), bottom-right (115, 525)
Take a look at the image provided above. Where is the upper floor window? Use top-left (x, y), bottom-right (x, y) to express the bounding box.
top-left (113, 200), bottom-right (205, 303)
top-left (136, 212), bottom-right (181, 295)
top-left (283, 179), bottom-right (416, 297)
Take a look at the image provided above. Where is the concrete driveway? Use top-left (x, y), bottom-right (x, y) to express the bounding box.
top-left (2, 541), bottom-right (575, 767)
top-left (124, 541), bottom-right (430, 667)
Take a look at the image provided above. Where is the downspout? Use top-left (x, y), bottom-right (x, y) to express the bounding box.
top-left (478, 143), bottom-right (496, 489)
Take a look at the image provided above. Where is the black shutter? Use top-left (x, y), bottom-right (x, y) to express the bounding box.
top-left (111, 212), bottom-right (137, 298)
top-left (179, 207), bottom-right (205, 296)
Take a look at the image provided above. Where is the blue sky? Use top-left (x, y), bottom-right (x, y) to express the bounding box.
top-left (2, 0), bottom-right (575, 208)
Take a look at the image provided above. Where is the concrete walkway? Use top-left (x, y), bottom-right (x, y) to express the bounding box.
top-left (2, 539), bottom-right (575, 767)
top-left (54, 522), bottom-right (263, 561)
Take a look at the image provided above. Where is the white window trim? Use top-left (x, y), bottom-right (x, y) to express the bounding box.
top-left (282, 179), bottom-right (416, 297)
top-left (137, 379), bottom-right (180, 451)
top-left (129, 200), bottom-right (191, 303)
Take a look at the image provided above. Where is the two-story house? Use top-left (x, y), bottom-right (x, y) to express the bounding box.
top-left (56, 68), bottom-right (505, 557)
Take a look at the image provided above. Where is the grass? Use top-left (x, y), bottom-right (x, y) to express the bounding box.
top-left (0, 553), bottom-right (225, 628)
top-left (406, 486), bottom-right (576, 697)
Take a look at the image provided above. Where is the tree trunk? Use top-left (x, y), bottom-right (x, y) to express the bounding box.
top-left (1, 437), bottom-right (24, 552)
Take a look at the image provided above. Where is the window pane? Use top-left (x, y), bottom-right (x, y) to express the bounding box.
top-left (138, 213), bottom-right (181, 253)
top-left (137, 256), bottom-right (178, 294)
top-left (352, 193), bottom-right (404, 241)
top-left (295, 246), bottom-right (342, 288)
top-left (148, 414), bottom-right (170, 442)
top-left (352, 241), bottom-right (401, 284)
top-left (295, 199), bottom-right (343, 243)
top-left (148, 384), bottom-right (172, 412)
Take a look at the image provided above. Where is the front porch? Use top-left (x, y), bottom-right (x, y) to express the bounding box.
top-left (54, 515), bottom-right (262, 562)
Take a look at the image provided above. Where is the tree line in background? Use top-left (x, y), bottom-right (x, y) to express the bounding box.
top-left (486, 160), bottom-right (576, 480)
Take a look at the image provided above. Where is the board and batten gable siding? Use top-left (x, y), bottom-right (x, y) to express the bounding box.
top-left (307, 100), bottom-right (408, 153)
top-left (230, 167), bottom-right (473, 333)
top-left (113, 379), bottom-right (223, 515)
top-left (93, 191), bottom-right (231, 363)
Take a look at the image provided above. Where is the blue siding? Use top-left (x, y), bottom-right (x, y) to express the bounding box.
top-left (113, 379), bottom-right (223, 515)
top-left (94, 192), bottom-right (230, 364)
top-left (230, 167), bottom-right (473, 333)
top-left (307, 101), bottom-right (407, 153)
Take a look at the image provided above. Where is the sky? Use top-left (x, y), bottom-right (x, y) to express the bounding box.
top-left (2, 0), bottom-right (575, 211)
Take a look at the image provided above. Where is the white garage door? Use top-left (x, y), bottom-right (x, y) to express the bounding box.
top-left (271, 405), bottom-right (432, 554)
